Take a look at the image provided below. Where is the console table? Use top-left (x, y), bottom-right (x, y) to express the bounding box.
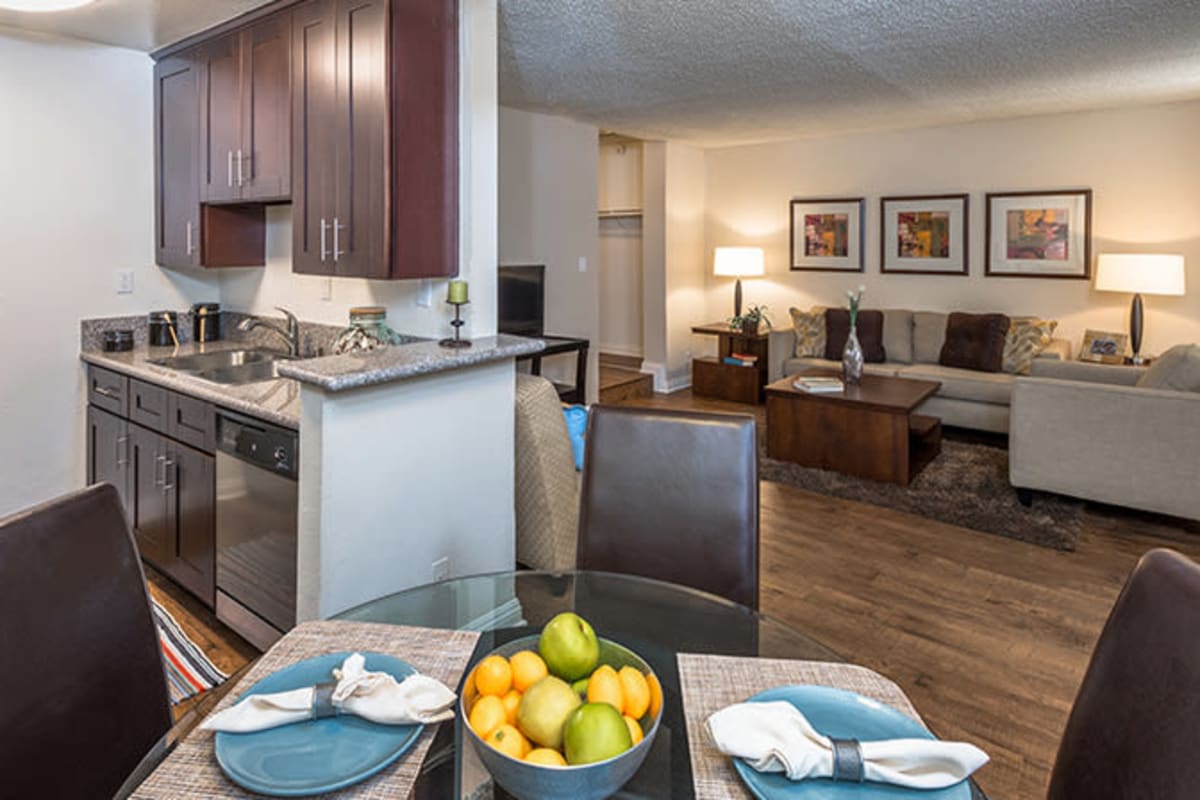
top-left (519, 335), bottom-right (589, 404)
top-left (691, 323), bottom-right (772, 404)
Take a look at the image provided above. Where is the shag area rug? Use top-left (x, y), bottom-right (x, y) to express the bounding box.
top-left (760, 436), bottom-right (1083, 551)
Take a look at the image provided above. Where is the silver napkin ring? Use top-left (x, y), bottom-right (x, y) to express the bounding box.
top-left (830, 738), bottom-right (865, 783)
top-left (312, 681), bottom-right (338, 719)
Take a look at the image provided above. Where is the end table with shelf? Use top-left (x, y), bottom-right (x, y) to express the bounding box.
top-left (691, 323), bottom-right (776, 404)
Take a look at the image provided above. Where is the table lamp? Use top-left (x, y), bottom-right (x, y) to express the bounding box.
top-left (713, 247), bottom-right (764, 317)
top-left (1095, 253), bottom-right (1186, 364)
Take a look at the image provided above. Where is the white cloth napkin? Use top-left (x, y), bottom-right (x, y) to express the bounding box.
top-left (200, 652), bottom-right (458, 734)
top-left (706, 701), bottom-right (988, 789)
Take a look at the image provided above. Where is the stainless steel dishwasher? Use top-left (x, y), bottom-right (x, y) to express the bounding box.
top-left (214, 409), bottom-right (298, 650)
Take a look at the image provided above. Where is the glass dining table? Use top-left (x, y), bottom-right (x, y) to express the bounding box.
top-left (334, 570), bottom-right (988, 799)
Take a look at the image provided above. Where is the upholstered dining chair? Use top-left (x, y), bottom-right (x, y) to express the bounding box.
top-left (576, 405), bottom-right (760, 609)
top-left (1047, 548), bottom-right (1200, 799)
top-left (0, 483), bottom-right (173, 799)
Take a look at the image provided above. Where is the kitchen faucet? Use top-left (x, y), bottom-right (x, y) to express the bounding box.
top-left (237, 307), bottom-right (301, 357)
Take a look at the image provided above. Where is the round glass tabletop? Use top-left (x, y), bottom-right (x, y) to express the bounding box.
top-left (335, 570), bottom-right (846, 799)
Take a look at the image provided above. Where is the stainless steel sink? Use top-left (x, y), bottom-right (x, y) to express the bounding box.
top-left (149, 348), bottom-right (292, 385)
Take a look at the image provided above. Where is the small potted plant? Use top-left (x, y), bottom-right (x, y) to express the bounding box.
top-left (730, 305), bottom-right (771, 336)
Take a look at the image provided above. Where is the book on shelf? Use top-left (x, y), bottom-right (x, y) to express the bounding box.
top-left (722, 357), bottom-right (755, 367)
top-left (793, 376), bottom-right (844, 393)
top-left (729, 352), bottom-right (759, 363)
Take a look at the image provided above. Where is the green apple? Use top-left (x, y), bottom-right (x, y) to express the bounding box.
top-left (562, 702), bottom-right (633, 765)
top-left (515, 676), bottom-right (581, 749)
top-left (571, 677), bottom-right (590, 698)
top-left (538, 612), bottom-right (600, 681)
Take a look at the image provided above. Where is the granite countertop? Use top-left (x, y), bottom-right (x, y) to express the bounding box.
top-left (275, 334), bottom-right (546, 392)
top-left (80, 341), bottom-right (303, 429)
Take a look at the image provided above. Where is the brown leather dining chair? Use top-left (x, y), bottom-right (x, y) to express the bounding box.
top-left (0, 483), bottom-right (173, 799)
top-left (576, 405), bottom-right (760, 609)
top-left (1047, 548), bottom-right (1200, 800)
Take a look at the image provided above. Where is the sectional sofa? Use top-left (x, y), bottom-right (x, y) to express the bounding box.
top-left (768, 309), bottom-right (1071, 434)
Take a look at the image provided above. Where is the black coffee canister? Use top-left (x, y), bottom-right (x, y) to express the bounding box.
top-left (102, 330), bottom-right (134, 352)
top-left (148, 311), bottom-right (179, 346)
top-left (192, 302), bottom-right (222, 342)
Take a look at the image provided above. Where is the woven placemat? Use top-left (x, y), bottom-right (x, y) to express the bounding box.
top-left (677, 652), bottom-right (923, 798)
top-left (133, 620), bottom-right (480, 800)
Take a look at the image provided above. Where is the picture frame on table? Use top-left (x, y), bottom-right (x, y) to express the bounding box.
top-left (985, 189), bottom-right (1092, 279)
top-left (1079, 329), bottom-right (1129, 365)
top-left (880, 194), bottom-right (969, 275)
top-left (789, 197), bottom-right (864, 272)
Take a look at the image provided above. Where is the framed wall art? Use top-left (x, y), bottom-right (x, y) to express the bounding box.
top-left (789, 197), bottom-right (864, 272)
top-left (985, 189), bottom-right (1092, 279)
top-left (880, 194), bottom-right (969, 275)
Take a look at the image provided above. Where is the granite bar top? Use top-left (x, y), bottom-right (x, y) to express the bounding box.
top-left (275, 334), bottom-right (546, 392)
top-left (80, 341), bottom-right (302, 429)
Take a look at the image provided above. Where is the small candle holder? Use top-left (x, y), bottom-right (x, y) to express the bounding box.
top-left (439, 301), bottom-right (472, 349)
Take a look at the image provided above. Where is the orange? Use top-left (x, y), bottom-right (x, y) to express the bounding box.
top-left (525, 747), bottom-right (568, 767)
top-left (468, 694), bottom-right (507, 738)
top-left (501, 689), bottom-right (522, 725)
top-left (646, 672), bottom-right (663, 720)
top-left (618, 666), bottom-right (650, 719)
top-left (509, 650), bottom-right (549, 692)
top-left (587, 664), bottom-right (623, 712)
top-left (475, 655), bottom-right (513, 697)
top-left (486, 723), bottom-right (531, 759)
top-left (623, 714), bottom-right (644, 746)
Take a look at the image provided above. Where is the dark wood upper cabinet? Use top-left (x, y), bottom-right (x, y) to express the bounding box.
top-left (155, 0), bottom-right (456, 279)
top-left (154, 53), bottom-right (201, 269)
top-left (198, 15), bottom-right (292, 204)
top-left (292, 0), bottom-right (458, 279)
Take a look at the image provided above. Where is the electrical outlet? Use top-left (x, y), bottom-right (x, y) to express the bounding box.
top-left (115, 270), bottom-right (134, 294)
top-left (432, 557), bottom-right (449, 582)
top-left (320, 277), bottom-right (333, 301)
top-left (417, 279), bottom-right (433, 308)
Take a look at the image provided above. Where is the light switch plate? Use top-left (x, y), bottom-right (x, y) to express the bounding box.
top-left (115, 270), bottom-right (134, 294)
top-left (578, 256), bottom-right (588, 273)
top-left (320, 277), bottom-right (333, 301)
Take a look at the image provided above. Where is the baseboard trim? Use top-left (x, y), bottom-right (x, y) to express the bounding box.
top-left (641, 361), bottom-right (669, 393)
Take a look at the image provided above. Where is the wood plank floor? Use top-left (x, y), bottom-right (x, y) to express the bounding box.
top-left (153, 387), bottom-right (1200, 798)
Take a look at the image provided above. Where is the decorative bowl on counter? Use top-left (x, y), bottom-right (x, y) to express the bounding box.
top-left (460, 634), bottom-right (663, 800)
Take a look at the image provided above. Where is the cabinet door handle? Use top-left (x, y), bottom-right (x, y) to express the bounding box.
top-left (154, 454), bottom-right (166, 487)
top-left (237, 149), bottom-right (244, 186)
top-left (161, 457), bottom-right (176, 494)
top-left (116, 434), bottom-right (129, 467)
top-left (319, 218), bottom-right (329, 262)
top-left (186, 221), bottom-right (194, 256)
top-left (93, 384), bottom-right (118, 399)
top-left (333, 217), bottom-right (345, 261)
top-left (227, 149), bottom-right (234, 187)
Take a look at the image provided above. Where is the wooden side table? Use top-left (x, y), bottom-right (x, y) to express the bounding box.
top-left (691, 323), bottom-right (773, 404)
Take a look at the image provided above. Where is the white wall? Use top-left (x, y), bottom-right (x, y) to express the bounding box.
top-left (498, 106), bottom-right (600, 401)
top-left (0, 28), bottom-right (218, 517)
top-left (704, 100), bottom-right (1200, 355)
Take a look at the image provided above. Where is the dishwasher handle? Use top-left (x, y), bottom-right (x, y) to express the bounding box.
top-left (216, 410), bottom-right (299, 480)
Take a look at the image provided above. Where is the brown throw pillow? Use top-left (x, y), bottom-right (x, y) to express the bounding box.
top-left (825, 309), bottom-right (886, 363)
top-left (939, 312), bottom-right (1011, 373)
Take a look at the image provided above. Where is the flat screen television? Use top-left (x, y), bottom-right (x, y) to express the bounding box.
top-left (498, 265), bottom-right (545, 337)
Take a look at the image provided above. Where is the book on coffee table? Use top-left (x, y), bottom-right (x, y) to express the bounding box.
top-left (793, 376), bottom-right (844, 393)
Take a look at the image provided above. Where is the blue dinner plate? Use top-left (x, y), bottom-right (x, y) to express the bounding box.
top-left (732, 686), bottom-right (972, 800)
top-left (214, 652), bottom-right (423, 797)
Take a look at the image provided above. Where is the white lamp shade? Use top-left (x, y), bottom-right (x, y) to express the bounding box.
top-left (713, 247), bottom-right (765, 278)
top-left (1095, 253), bottom-right (1186, 296)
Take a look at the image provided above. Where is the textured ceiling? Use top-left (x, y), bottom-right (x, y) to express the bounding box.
top-left (0, 0), bottom-right (275, 52)
top-left (499, 0), bottom-right (1200, 146)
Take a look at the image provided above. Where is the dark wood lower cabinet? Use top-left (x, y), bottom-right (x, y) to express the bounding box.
top-left (86, 406), bottom-right (131, 523)
top-left (163, 441), bottom-right (216, 607)
top-left (130, 423), bottom-right (171, 567)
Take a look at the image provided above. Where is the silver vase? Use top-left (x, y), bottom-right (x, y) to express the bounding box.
top-left (843, 325), bottom-right (864, 385)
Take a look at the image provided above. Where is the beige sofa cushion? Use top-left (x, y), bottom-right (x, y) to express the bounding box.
top-left (882, 309), bottom-right (914, 364)
top-left (899, 363), bottom-right (1014, 405)
top-left (789, 306), bottom-right (826, 357)
top-left (913, 311), bottom-right (948, 363)
top-left (1137, 344), bottom-right (1200, 392)
top-left (783, 357), bottom-right (904, 378)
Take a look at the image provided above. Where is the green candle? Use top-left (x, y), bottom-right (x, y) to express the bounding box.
top-left (447, 280), bottom-right (469, 304)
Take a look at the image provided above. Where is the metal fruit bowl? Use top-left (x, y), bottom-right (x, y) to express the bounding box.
top-left (460, 634), bottom-right (663, 800)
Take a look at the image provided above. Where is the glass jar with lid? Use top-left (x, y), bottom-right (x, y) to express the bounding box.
top-left (332, 306), bottom-right (403, 354)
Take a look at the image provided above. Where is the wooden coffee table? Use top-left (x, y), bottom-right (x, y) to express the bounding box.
top-left (765, 369), bottom-right (942, 486)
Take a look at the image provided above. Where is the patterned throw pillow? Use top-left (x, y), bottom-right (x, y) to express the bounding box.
top-left (1003, 318), bottom-right (1058, 374)
top-left (789, 306), bottom-right (826, 358)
